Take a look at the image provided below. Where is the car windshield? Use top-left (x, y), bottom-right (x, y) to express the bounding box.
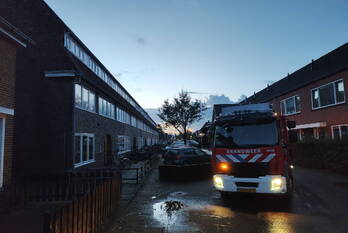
top-left (214, 121), bottom-right (279, 148)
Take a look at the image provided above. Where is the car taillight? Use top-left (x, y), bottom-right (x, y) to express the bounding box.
top-left (217, 162), bottom-right (232, 173)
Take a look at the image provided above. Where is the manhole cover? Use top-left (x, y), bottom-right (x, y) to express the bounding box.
top-left (170, 191), bottom-right (188, 197)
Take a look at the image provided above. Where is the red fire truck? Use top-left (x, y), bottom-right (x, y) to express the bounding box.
top-left (211, 103), bottom-right (296, 198)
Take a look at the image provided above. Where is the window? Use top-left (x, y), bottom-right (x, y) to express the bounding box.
top-left (311, 80), bottom-right (345, 109)
top-left (280, 95), bottom-right (300, 115)
top-left (214, 122), bottom-right (278, 148)
top-left (131, 116), bottom-right (137, 127)
top-left (75, 84), bottom-right (82, 106)
top-left (74, 134), bottom-right (95, 167)
top-left (116, 107), bottom-right (131, 124)
top-left (98, 97), bottom-right (115, 119)
top-left (88, 93), bottom-right (95, 112)
top-left (332, 125), bottom-right (348, 140)
top-left (75, 84), bottom-right (96, 112)
top-left (118, 136), bottom-right (131, 154)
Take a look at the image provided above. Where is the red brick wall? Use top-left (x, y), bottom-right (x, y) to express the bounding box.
top-left (0, 37), bottom-right (16, 109)
top-left (0, 36), bottom-right (16, 189)
top-left (270, 70), bottom-right (348, 138)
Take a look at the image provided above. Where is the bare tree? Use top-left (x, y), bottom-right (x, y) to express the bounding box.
top-left (158, 90), bottom-right (207, 144)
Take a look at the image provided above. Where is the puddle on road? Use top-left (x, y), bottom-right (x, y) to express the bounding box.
top-left (152, 198), bottom-right (237, 232)
top-left (153, 199), bottom-right (197, 232)
top-left (260, 212), bottom-right (295, 233)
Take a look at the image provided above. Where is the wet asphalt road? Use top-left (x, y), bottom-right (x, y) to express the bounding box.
top-left (107, 167), bottom-right (348, 233)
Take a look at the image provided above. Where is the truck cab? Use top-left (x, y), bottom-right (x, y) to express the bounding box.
top-left (211, 103), bottom-right (296, 197)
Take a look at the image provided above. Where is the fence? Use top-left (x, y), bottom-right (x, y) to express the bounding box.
top-left (14, 170), bottom-right (119, 205)
top-left (12, 170), bottom-right (121, 233)
top-left (121, 155), bottom-right (157, 184)
top-left (44, 175), bottom-right (121, 233)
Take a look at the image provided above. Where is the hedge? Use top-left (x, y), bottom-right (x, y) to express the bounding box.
top-left (293, 139), bottom-right (348, 176)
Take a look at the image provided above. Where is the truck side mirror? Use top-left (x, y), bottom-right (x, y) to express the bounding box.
top-left (287, 120), bottom-right (296, 129)
top-left (288, 131), bottom-right (298, 143)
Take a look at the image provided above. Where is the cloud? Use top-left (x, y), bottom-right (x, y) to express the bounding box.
top-left (205, 94), bottom-right (234, 107)
top-left (237, 94), bottom-right (247, 103)
top-left (135, 36), bottom-right (148, 46)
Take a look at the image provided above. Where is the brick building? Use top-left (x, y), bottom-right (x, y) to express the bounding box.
top-left (0, 0), bottom-right (158, 177)
top-left (244, 43), bottom-right (348, 140)
top-left (0, 16), bottom-right (32, 209)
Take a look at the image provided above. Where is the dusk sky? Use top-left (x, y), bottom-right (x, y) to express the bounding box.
top-left (45, 0), bottom-right (348, 108)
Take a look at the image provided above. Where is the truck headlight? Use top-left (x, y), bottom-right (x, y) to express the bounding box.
top-left (213, 176), bottom-right (224, 189)
top-left (271, 177), bottom-right (283, 191)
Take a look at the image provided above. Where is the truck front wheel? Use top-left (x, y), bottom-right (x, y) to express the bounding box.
top-left (219, 191), bottom-right (229, 199)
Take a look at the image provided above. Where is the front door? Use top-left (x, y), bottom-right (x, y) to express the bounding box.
top-left (0, 118), bottom-right (4, 188)
top-left (104, 135), bottom-right (113, 166)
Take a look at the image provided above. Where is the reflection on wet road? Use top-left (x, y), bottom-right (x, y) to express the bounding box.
top-left (107, 168), bottom-right (344, 233)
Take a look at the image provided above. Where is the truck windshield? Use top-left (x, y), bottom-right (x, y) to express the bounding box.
top-left (214, 121), bottom-right (278, 148)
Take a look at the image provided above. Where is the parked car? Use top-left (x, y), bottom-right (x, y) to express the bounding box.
top-left (162, 147), bottom-right (211, 165)
top-left (159, 146), bottom-right (212, 180)
top-left (187, 140), bottom-right (199, 147)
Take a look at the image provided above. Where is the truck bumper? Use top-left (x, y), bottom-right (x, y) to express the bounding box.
top-left (213, 174), bottom-right (287, 194)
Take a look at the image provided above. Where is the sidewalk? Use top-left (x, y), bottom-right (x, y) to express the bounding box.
top-left (102, 158), bottom-right (160, 232)
top-left (294, 167), bottom-right (348, 232)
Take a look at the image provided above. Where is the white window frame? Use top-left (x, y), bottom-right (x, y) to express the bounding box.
top-left (74, 133), bottom-right (95, 168)
top-left (331, 124), bottom-right (348, 140)
top-left (0, 118), bottom-right (5, 188)
top-left (311, 79), bottom-right (345, 110)
top-left (280, 95), bottom-right (301, 116)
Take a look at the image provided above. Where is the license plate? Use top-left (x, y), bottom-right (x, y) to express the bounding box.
top-left (237, 188), bottom-right (256, 193)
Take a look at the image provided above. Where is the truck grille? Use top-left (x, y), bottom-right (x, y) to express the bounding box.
top-left (231, 163), bottom-right (269, 178)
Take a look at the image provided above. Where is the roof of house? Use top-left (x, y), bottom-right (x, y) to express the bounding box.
top-left (243, 42), bottom-right (348, 104)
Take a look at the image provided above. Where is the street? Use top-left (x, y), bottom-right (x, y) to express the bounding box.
top-left (106, 167), bottom-right (348, 233)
